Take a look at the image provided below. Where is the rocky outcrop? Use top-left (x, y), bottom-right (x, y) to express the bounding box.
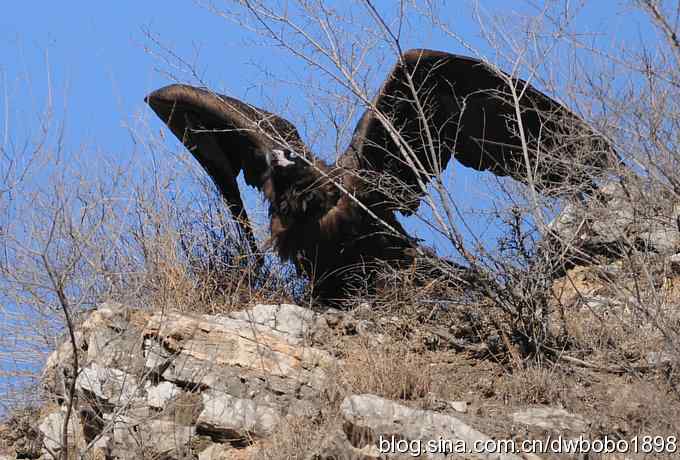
top-left (36, 302), bottom-right (335, 459)
top-left (21, 302), bottom-right (607, 459)
top-left (548, 181), bottom-right (680, 262)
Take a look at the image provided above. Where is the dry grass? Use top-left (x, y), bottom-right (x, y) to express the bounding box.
top-left (127, 202), bottom-right (301, 316)
top-left (254, 415), bottom-right (339, 460)
top-left (335, 337), bottom-right (434, 402)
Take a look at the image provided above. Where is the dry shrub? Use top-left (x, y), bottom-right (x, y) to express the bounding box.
top-left (332, 336), bottom-right (433, 402)
top-left (123, 182), bottom-right (302, 315)
top-left (498, 366), bottom-right (573, 407)
top-left (549, 252), bottom-right (680, 365)
top-left (137, 221), bottom-right (296, 315)
top-left (604, 380), bottom-right (680, 438)
top-left (253, 333), bottom-right (436, 459)
top-left (254, 413), bottom-right (340, 460)
top-left (0, 405), bottom-right (45, 458)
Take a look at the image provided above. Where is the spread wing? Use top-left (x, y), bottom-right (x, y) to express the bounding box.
top-left (340, 49), bottom-right (617, 214)
top-left (145, 84), bottom-right (312, 261)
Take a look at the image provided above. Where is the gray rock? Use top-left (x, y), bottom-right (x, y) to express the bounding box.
top-left (340, 394), bottom-right (525, 460)
top-left (227, 303), bottom-right (317, 343)
top-left (144, 337), bottom-right (174, 372)
top-left (640, 225), bottom-right (680, 253)
top-left (582, 296), bottom-right (621, 310)
top-left (548, 180), bottom-right (680, 260)
top-left (548, 203), bottom-right (587, 244)
top-left (38, 303), bottom-right (342, 459)
top-left (94, 302), bottom-right (136, 331)
top-left (161, 352), bottom-right (265, 397)
top-left (87, 325), bottom-right (144, 373)
top-left (198, 390), bottom-right (281, 440)
top-left (145, 307), bottom-right (333, 401)
top-left (512, 407), bottom-right (589, 433)
top-left (76, 363), bottom-right (144, 406)
top-left (41, 330), bottom-right (85, 397)
top-left (146, 381), bottom-right (181, 409)
top-left (107, 415), bottom-right (195, 456)
top-left (647, 351), bottom-right (675, 366)
top-left (80, 303), bottom-right (148, 373)
top-left (286, 398), bottom-right (321, 419)
top-left (448, 401), bottom-right (468, 413)
top-left (147, 420), bottom-right (195, 454)
top-left (669, 253), bottom-right (680, 269)
top-left (38, 410), bottom-right (84, 453)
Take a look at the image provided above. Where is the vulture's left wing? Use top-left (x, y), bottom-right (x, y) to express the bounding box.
top-left (340, 49), bottom-right (617, 214)
top-left (145, 84), bottom-right (311, 263)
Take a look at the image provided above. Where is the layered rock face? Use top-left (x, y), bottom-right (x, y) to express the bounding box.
top-left (548, 181), bottom-right (680, 261)
top-left (9, 301), bottom-right (606, 460)
top-left (36, 302), bottom-right (333, 459)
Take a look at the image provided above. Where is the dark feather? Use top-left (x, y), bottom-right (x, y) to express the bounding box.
top-left (145, 84), bottom-right (313, 264)
top-left (146, 51), bottom-right (620, 302)
top-left (145, 84), bottom-right (310, 191)
top-left (341, 49), bottom-right (618, 214)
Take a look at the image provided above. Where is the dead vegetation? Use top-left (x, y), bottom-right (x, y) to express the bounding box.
top-left (2, 0), bottom-right (680, 459)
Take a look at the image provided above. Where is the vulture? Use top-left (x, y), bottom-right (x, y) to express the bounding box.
top-left (145, 49), bottom-right (617, 301)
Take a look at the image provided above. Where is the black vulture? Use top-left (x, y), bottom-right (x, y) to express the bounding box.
top-left (146, 49), bottom-right (617, 301)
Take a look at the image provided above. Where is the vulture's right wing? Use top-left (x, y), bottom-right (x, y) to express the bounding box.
top-left (340, 49), bottom-right (618, 214)
top-left (145, 84), bottom-right (311, 262)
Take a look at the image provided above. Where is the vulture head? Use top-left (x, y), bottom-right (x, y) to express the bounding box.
top-left (146, 49), bottom-right (620, 302)
top-left (266, 148), bottom-right (308, 177)
top-left (264, 147), bottom-right (336, 226)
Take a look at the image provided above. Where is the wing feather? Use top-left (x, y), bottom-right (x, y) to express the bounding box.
top-left (145, 83), bottom-right (313, 261)
top-left (341, 49), bottom-right (617, 214)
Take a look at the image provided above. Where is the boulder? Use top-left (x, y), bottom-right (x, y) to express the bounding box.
top-left (146, 381), bottom-right (182, 409)
top-left (32, 302), bottom-right (340, 459)
top-left (548, 181), bottom-right (680, 262)
top-left (106, 415), bottom-right (195, 458)
top-left (38, 410), bottom-right (85, 454)
top-left (511, 407), bottom-right (589, 433)
top-left (339, 394), bottom-right (526, 460)
top-left (197, 390), bottom-right (281, 441)
top-left (34, 303), bottom-right (559, 460)
top-left (76, 363), bottom-right (145, 406)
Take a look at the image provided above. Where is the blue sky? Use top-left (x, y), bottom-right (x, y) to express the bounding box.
top-left (0, 1), bottom-right (655, 256)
